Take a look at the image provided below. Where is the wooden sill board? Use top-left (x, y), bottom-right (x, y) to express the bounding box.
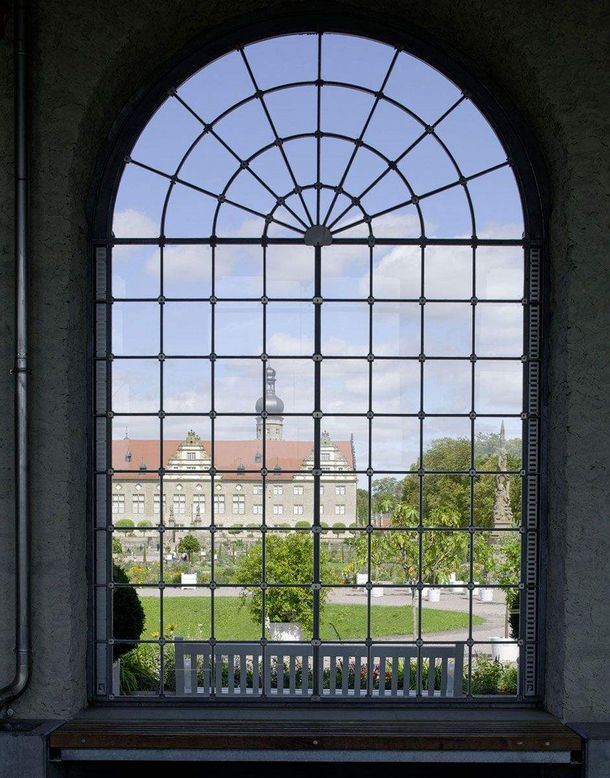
top-left (50, 718), bottom-right (582, 753)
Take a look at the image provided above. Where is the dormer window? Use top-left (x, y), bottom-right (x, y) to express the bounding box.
top-left (186, 451), bottom-right (196, 460)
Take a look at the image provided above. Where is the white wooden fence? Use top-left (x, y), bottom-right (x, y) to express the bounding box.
top-left (173, 638), bottom-right (464, 699)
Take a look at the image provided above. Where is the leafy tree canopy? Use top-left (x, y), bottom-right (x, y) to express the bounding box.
top-left (371, 477), bottom-right (402, 512)
top-left (356, 488), bottom-right (368, 525)
top-left (177, 534), bottom-right (201, 558)
top-left (400, 435), bottom-right (521, 528)
top-left (232, 533), bottom-right (334, 632)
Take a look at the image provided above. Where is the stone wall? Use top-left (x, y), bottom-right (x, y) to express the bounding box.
top-left (0, 0), bottom-right (608, 721)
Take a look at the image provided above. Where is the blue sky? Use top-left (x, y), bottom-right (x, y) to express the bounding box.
top-left (107, 33), bottom-right (526, 477)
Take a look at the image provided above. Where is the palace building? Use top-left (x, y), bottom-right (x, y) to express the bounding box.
top-left (111, 366), bottom-right (358, 530)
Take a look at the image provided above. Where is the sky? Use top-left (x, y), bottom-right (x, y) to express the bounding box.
top-left (105, 32), bottom-right (526, 480)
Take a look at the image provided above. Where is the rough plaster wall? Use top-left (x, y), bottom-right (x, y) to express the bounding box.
top-left (0, 0), bottom-right (608, 720)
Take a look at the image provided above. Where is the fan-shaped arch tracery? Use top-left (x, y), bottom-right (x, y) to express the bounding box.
top-left (115, 34), bottom-right (522, 244)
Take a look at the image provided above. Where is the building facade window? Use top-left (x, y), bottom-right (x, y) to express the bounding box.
top-left (173, 494), bottom-right (186, 514)
top-left (153, 494), bottom-right (165, 514)
top-left (94, 29), bottom-right (543, 703)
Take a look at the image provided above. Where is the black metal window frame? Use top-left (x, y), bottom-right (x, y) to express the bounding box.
top-left (87, 13), bottom-right (547, 706)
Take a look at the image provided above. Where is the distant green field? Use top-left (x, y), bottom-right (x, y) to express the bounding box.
top-left (141, 596), bottom-right (482, 641)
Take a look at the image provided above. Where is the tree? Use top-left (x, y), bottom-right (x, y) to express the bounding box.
top-left (400, 435), bottom-right (522, 528)
top-left (356, 488), bottom-right (368, 525)
top-left (176, 534), bottom-right (201, 561)
top-left (112, 563), bottom-right (145, 661)
top-left (371, 477), bottom-right (402, 512)
top-left (349, 504), bottom-right (472, 640)
top-left (232, 533), bottom-right (333, 633)
top-left (112, 537), bottom-right (123, 556)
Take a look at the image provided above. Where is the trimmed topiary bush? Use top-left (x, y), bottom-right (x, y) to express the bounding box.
top-left (112, 563), bottom-right (145, 661)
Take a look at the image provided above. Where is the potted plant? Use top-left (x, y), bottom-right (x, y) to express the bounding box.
top-left (232, 532), bottom-right (333, 640)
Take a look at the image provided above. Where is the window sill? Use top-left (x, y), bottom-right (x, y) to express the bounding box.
top-left (50, 709), bottom-right (582, 764)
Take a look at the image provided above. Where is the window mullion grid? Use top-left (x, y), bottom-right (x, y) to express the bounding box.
top-left (261, 245), bottom-right (268, 696)
top-left (523, 245), bottom-right (540, 698)
top-left (239, 48), bottom-right (313, 226)
top-left (322, 47), bottom-right (398, 228)
top-left (467, 243), bottom-right (477, 697)
top-left (158, 242), bottom-right (165, 696)
top-left (312, 245), bottom-right (322, 698)
top-left (315, 34), bottom-right (322, 225)
top-left (366, 243), bottom-right (374, 697)
top-left (103, 244), bottom-right (113, 699)
top-left (417, 244), bottom-right (425, 698)
top-left (210, 243), bottom-right (216, 675)
top-left (327, 94), bottom-right (465, 233)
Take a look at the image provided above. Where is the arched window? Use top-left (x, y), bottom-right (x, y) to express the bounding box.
top-left (93, 30), bottom-right (542, 702)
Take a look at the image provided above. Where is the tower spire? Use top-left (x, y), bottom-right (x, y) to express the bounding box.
top-left (255, 364), bottom-right (285, 440)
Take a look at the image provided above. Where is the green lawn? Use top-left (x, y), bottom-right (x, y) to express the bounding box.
top-left (141, 596), bottom-right (483, 641)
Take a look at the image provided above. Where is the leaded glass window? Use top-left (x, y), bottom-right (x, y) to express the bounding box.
top-left (93, 31), bottom-right (541, 702)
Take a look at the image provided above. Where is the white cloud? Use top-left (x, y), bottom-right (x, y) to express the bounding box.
top-left (113, 208), bottom-right (158, 239)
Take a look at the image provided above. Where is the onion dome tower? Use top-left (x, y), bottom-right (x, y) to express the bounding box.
top-left (256, 365), bottom-right (284, 440)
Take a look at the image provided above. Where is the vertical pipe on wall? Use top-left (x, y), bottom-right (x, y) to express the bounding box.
top-left (0, 0), bottom-right (31, 713)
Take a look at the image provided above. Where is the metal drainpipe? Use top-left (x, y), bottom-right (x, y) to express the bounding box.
top-left (0, 0), bottom-right (31, 714)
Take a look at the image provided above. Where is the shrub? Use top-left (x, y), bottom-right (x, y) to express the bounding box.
top-left (295, 520), bottom-right (310, 529)
top-left (112, 563), bottom-right (145, 661)
top-left (112, 537), bottom-right (123, 555)
top-left (469, 655), bottom-right (518, 695)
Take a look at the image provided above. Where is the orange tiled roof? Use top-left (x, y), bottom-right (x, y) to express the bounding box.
top-left (112, 438), bottom-right (354, 480)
